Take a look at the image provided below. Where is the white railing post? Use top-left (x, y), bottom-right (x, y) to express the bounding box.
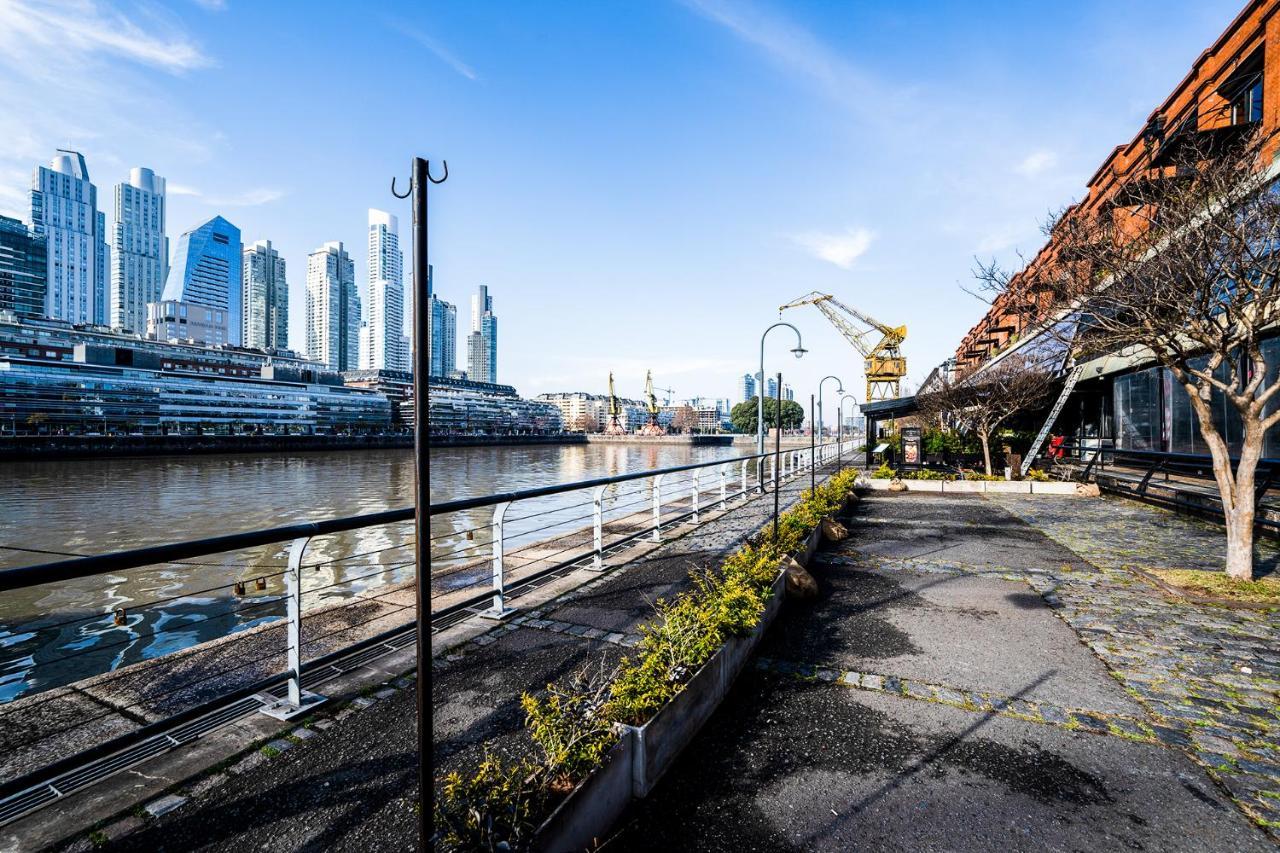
top-left (691, 469), bottom-right (700, 524)
top-left (740, 459), bottom-right (749, 501)
top-left (652, 474), bottom-right (664, 542)
top-left (719, 464), bottom-right (727, 506)
top-left (256, 536), bottom-right (325, 720)
top-left (482, 501), bottom-right (516, 619)
top-left (591, 485), bottom-right (607, 571)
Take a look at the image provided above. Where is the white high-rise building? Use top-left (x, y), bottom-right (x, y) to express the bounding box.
top-left (467, 284), bottom-right (497, 383)
top-left (31, 150), bottom-right (109, 324)
top-left (110, 167), bottom-right (167, 333)
top-left (362, 209), bottom-right (407, 371)
top-left (306, 241), bottom-right (359, 371)
top-left (242, 239), bottom-right (288, 351)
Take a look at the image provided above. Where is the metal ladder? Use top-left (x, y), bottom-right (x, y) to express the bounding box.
top-left (1021, 364), bottom-right (1085, 478)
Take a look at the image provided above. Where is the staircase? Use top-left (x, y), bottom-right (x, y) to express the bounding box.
top-left (1021, 364), bottom-right (1085, 478)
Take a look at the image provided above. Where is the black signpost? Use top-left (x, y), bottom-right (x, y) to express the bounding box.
top-left (901, 425), bottom-right (923, 471)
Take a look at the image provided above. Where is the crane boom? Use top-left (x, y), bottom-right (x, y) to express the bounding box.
top-left (779, 291), bottom-right (908, 401)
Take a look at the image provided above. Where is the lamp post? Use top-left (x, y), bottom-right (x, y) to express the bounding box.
top-left (838, 393), bottom-right (857, 471)
top-left (757, 322), bottom-right (806, 491)
top-left (817, 375), bottom-right (844, 455)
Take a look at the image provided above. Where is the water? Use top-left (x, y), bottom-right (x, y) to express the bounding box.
top-left (0, 442), bottom-right (745, 701)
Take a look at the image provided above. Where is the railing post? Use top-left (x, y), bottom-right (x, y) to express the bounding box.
top-left (482, 501), bottom-right (516, 619)
top-left (652, 474), bottom-right (664, 542)
top-left (691, 469), bottom-right (701, 524)
top-left (741, 459), bottom-right (749, 501)
top-left (719, 464), bottom-right (727, 506)
top-left (256, 536), bottom-right (325, 720)
top-left (591, 485), bottom-right (607, 571)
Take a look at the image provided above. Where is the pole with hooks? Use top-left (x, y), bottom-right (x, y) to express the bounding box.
top-left (397, 155), bottom-right (447, 852)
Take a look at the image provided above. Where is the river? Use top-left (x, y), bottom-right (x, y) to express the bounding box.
top-left (0, 443), bottom-right (747, 701)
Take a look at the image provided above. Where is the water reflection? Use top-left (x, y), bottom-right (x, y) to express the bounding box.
top-left (0, 443), bottom-right (741, 701)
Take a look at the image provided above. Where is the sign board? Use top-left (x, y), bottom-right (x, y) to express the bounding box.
top-left (872, 443), bottom-right (889, 454)
top-left (901, 427), bottom-right (922, 470)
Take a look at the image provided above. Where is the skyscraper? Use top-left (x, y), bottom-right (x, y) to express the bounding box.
top-left (306, 241), bottom-right (359, 371)
top-left (362, 209), bottom-right (407, 371)
top-left (111, 167), bottom-right (167, 333)
top-left (30, 150), bottom-right (108, 324)
top-left (0, 215), bottom-right (46, 317)
top-left (739, 373), bottom-right (756, 403)
top-left (163, 215), bottom-right (243, 345)
top-left (242, 239), bottom-right (288, 351)
top-left (467, 284), bottom-right (497, 383)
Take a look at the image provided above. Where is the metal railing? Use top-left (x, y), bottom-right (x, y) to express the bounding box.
top-left (0, 439), bottom-right (854, 813)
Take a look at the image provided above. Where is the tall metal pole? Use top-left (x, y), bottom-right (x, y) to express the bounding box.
top-left (810, 393), bottom-right (816, 495)
top-left (773, 371), bottom-right (782, 542)
top-left (403, 155), bottom-right (446, 851)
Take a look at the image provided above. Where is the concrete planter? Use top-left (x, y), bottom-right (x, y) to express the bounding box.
top-left (533, 734), bottom-right (635, 853)
top-left (622, 571), bottom-right (786, 798)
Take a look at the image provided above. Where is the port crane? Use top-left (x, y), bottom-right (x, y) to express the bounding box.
top-left (779, 291), bottom-right (908, 401)
top-left (638, 370), bottom-right (668, 435)
top-left (604, 372), bottom-right (628, 434)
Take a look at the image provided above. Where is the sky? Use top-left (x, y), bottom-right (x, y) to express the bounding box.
top-left (0, 0), bottom-right (1247, 420)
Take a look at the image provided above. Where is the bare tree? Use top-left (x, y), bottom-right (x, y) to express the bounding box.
top-left (671, 406), bottom-right (699, 434)
top-left (571, 413), bottom-right (600, 433)
top-left (977, 127), bottom-right (1280, 580)
top-left (916, 354), bottom-right (1055, 476)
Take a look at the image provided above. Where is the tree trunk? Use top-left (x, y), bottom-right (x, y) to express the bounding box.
top-left (979, 432), bottom-right (993, 476)
top-left (1223, 421), bottom-right (1264, 581)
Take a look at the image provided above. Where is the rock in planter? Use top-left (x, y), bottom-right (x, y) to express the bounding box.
top-left (1075, 482), bottom-right (1101, 497)
top-left (820, 518), bottom-right (849, 542)
top-left (888, 478), bottom-right (907, 492)
top-left (782, 555), bottom-right (818, 599)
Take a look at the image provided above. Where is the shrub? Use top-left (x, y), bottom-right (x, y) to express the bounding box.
top-left (434, 755), bottom-right (545, 852)
top-left (521, 667), bottom-right (616, 791)
top-left (899, 469), bottom-right (955, 481)
top-left (1025, 468), bottom-right (1051, 482)
top-left (870, 463), bottom-right (895, 479)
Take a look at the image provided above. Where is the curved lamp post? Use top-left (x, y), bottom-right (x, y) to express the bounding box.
top-left (817, 375), bottom-right (844, 447)
top-left (758, 322), bottom-right (806, 490)
top-left (838, 393), bottom-right (858, 469)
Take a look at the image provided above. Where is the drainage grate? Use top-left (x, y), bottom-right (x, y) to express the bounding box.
top-left (0, 628), bottom-right (415, 828)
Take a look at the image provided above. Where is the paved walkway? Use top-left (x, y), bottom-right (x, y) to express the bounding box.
top-left (606, 491), bottom-right (1279, 850)
top-left (87, 465), bottom-right (842, 852)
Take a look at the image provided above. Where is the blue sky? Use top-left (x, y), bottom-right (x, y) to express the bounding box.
top-left (0, 0), bottom-right (1244, 417)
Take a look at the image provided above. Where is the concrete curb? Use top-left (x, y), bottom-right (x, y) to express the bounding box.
top-left (861, 479), bottom-right (1084, 495)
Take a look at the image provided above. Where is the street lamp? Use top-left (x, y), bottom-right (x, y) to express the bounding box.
top-left (758, 322), bottom-right (806, 489)
top-left (838, 393), bottom-right (857, 470)
top-left (817, 375), bottom-right (844, 447)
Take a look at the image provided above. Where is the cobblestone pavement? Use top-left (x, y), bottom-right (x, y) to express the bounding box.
top-left (984, 494), bottom-right (1280, 835)
top-left (607, 490), bottom-right (1277, 850)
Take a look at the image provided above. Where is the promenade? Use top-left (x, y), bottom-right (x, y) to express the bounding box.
top-left (47, 484), bottom-right (1279, 851)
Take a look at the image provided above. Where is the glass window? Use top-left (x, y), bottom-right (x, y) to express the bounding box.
top-left (1114, 368), bottom-right (1162, 451)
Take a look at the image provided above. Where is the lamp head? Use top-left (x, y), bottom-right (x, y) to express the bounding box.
top-left (792, 346), bottom-right (807, 358)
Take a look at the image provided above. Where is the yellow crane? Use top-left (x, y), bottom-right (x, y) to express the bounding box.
top-left (779, 291), bottom-right (907, 401)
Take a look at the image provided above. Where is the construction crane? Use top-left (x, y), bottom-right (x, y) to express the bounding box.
top-left (638, 370), bottom-right (668, 435)
top-left (779, 291), bottom-right (908, 401)
top-left (604, 371), bottom-right (627, 434)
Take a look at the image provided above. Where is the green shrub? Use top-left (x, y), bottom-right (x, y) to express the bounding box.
top-left (1025, 468), bottom-right (1050, 482)
top-left (435, 755), bottom-right (545, 852)
top-left (899, 469), bottom-right (955, 481)
top-left (521, 676), bottom-right (615, 790)
top-left (870, 463), bottom-right (895, 479)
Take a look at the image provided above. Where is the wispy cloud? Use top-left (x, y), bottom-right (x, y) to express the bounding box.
top-left (0, 0), bottom-right (212, 77)
top-left (192, 0), bottom-right (227, 10)
top-left (386, 18), bottom-right (478, 81)
top-left (1014, 149), bottom-right (1058, 177)
top-left (789, 227), bottom-right (875, 269)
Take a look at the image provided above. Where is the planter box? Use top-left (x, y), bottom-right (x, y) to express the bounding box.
top-left (622, 571), bottom-right (786, 798)
top-left (533, 734), bottom-right (635, 853)
top-left (942, 479), bottom-right (986, 493)
top-left (1030, 480), bottom-right (1079, 495)
top-left (902, 479), bottom-right (944, 492)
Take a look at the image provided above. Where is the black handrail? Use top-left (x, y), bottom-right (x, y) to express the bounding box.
top-left (0, 442), bottom-right (839, 593)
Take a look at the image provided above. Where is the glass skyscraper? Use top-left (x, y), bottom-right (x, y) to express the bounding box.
top-left (0, 216), bottom-right (47, 318)
top-left (467, 284), bottom-right (497, 384)
top-left (242, 239), bottom-right (288, 351)
top-left (163, 215), bottom-right (243, 345)
top-left (362, 209), bottom-right (407, 371)
top-left (306, 241), bottom-right (360, 371)
top-left (30, 150), bottom-right (108, 325)
top-left (111, 167), bottom-right (167, 334)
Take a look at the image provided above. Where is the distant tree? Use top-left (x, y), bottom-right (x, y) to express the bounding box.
top-left (729, 397), bottom-right (806, 434)
top-left (671, 406), bottom-right (699, 434)
top-left (916, 354), bottom-right (1054, 476)
top-left (571, 413), bottom-right (600, 433)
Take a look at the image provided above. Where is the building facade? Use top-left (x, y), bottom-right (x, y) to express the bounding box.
top-left (0, 216), bottom-right (46, 318)
top-left (163, 215), bottom-right (243, 345)
top-left (30, 150), bottom-right (108, 325)
top-left (110, 167), bottom-right (167, 334)
top-left (242, 239), bottom-right (288, 351)
top-left (534, 392), bottom-right (648, 432)
top-left (467, 284), bottom-right (497, 383)
top-left (306, 241), bottom-right (360, 371)
top-left (739, 373), bottom-right (756, 403)
top-left (146, 299), bottom-right (228, 347)
top-left (363, 209), bottom-right (408, 372)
